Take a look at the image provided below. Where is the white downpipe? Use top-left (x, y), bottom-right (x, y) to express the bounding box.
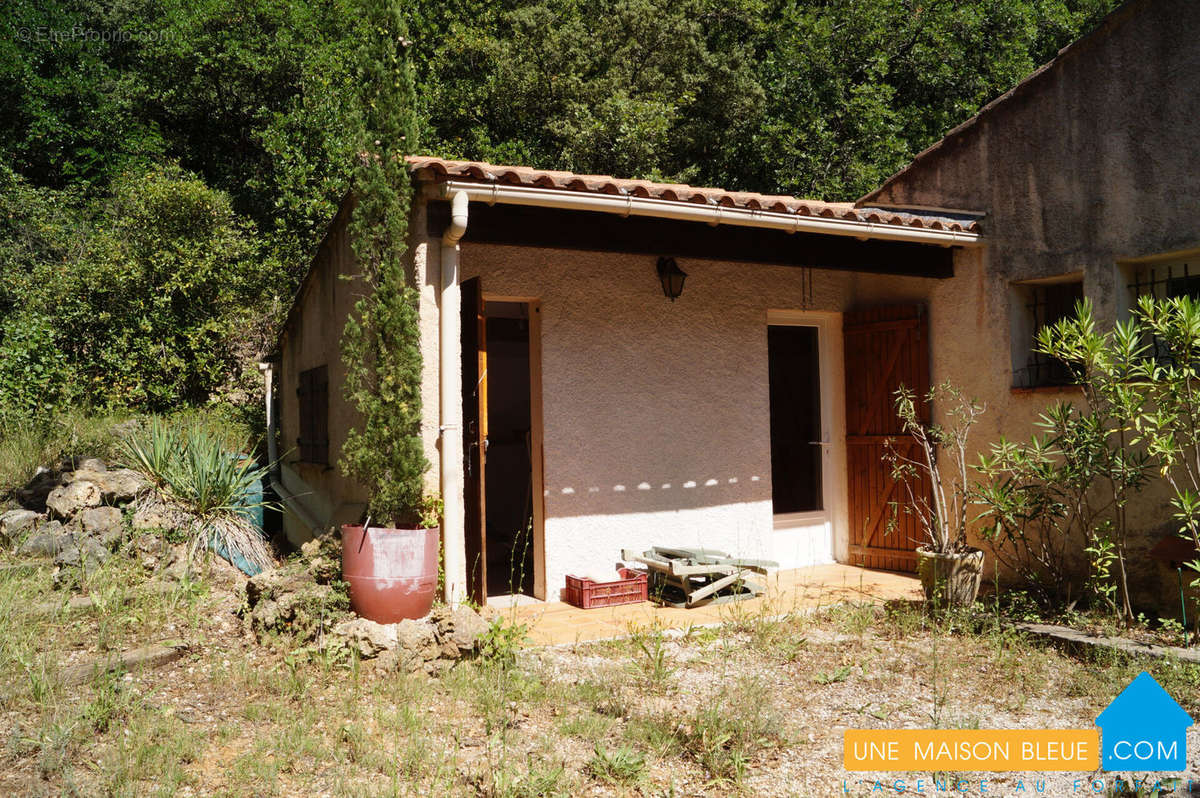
top-left (437, 180), bottom-right (981, 247)
top-left (258, 361), bottom-right (323, 538)
top-left (440, 191), bottom-right (469, 604)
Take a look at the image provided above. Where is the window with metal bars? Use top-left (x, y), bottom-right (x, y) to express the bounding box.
top-left (1011, 280), bottom-right (1083, 389)
top-left (297, 365), bottom-right (329, 465)
top-left (1127, 260), bottom-right (1200, 363)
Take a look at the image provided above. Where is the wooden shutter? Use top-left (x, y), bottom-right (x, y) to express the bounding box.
top-left (297, 365), bottom-right (329, 464)
top-left (843, 305), bottom-right (930, 572)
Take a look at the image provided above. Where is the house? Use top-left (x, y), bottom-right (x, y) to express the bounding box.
top-left (859, 0), bottom-right (1200, 606)
top-left (1095, 671), bottom-right (1192, 771)
top-left (270, 0), bottom-right (1200, 607)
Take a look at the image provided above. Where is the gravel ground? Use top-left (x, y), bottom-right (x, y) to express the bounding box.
top-left (3, 566), bottom-right (1199, 797)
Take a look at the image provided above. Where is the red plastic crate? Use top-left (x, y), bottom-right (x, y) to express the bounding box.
top-left (564, 568), bottom-right (648, 609)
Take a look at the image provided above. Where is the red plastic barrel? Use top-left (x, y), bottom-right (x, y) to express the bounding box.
top-left (340, 525), bottom-right (439, 622)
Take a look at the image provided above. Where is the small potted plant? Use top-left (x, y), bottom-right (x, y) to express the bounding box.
top-left (884, 382), bottom-right (986, 607)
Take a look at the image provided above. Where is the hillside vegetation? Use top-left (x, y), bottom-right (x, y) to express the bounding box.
top-left (0, 0), bottom-right (1120, 424)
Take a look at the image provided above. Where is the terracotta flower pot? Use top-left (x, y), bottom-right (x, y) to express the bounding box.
top-left (341, 524), bottom-right (440, 623)
top-left (916, 546), bottom-right (984, 607)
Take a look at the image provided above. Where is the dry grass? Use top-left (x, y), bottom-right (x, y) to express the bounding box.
top-left (1, 554), bottom-right (1198, 796)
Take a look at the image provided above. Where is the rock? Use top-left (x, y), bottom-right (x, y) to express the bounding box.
top-left (162, 544), bottom-right (192, 581)
top-left (57, 641), bottom-right (188, 688)
top-left (394, 618), bottom-right (440, 672)
top-left (300, 534), bottom-right (342, 584)
top-left (53, 536), bottom-right (109, 569)
top-left (430, 604), bottom-right (489, 656)
top-left (15, 468), bottom-right (67, 512)
top-left (330, 617), bottom-right (398, 658)
top-left (45, 481), bottom-right (102, 519)
top-left (132, 502), bottom-right (175, 532)
top-left (72, 468), bottom-right (146, 505)
top-left (243, 565), bottom-right (350, 643)
top-left (79, 506), bottom-right (125, 549)
top-left (76, 458), bottom-right (107, 473)
top-left (135, 533), bottom-right (164, 554)
top-left (246, 567), bottom-right (305, 606)
top-left (0, 509), bottom-right (42, 543)
top-left (52, 536), bottom-right (110, 587)
top-left (17, 522), bottom-right (73, 557)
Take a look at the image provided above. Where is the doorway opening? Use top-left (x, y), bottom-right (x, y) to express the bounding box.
top-left (766, 314), bottom-right (835, 569)
top-left (768, 324), bottom-right (823, 513)
top-left (461, 279), bottom-right (546, 605)
top-left (483, 301), bottom-right (536, 599)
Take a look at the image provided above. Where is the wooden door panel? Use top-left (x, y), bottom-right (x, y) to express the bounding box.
top-left (461, 278), bottom-right (487, 604)
top-left (843, 305), bottom-right (930, 572)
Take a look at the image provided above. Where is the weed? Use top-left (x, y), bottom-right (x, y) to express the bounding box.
top-left (827, 601), bottom-right (878, 638)
top-left (586, 743), bottom-right (646, 785)
top-left (484, 756), bottom-right (571, 798)
top-left (558, 710), bottom-right (611, 739)
top-left (814, 664), bottom-right (853, 685)
top-left (775, 632), bottom-right (809, 663)
top-left (628, 623), bottom-right (674, 690)
top-left (478, 615), bottom-right (529, 669)
top-left (669, 677), bottom-right (782, 785)
top-left (84, 670), bottom-right (131, 733)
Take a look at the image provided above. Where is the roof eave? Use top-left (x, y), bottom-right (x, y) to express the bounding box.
top-left (423, 178), bottom-right (982, 248)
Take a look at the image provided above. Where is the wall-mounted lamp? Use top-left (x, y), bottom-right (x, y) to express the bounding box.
top-left (656, 257), bottom-right (687, 301)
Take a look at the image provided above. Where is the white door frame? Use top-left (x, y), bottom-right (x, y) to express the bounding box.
top-left (766, 309), bottom-right (845, 568)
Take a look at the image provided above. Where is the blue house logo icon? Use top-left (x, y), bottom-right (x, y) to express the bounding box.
top-left (1095, 672), bottom-right (1192, 771)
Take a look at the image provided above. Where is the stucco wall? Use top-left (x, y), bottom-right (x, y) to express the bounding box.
top-left (867, 0), bottom-right (1200, 309)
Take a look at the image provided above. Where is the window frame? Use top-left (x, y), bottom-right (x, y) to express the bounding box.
top-left (1009, 276), bottom-right (1084, 390)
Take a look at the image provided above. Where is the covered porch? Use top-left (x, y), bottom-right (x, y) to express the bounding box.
top-left (415, 157), bottom-right (983, 609)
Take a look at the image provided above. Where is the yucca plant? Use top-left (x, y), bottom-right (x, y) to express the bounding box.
top-left (172, 427), bottom-right (272, 516)
top-left (120, 421), bottom-right (276, 572)
top-left (116, 418), bottom-right (180, 493)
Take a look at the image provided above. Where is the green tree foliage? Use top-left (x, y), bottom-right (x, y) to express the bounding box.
top-left (339, 0), bottom-right (429, 525)
top-left (0, 165), bottom-right (278, 414)
top-left (131, 0), bottom-right (362, 270)
top-left (0, 0), bottom-right (1122, 424)
top-left (416, 0), bottom-right (1120, 198)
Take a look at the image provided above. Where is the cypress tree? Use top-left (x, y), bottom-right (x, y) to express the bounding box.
top-left (339, 0), bottom-right (429, 526)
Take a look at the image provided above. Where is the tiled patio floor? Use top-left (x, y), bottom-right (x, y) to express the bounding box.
top-left (491, 563), bottom-right (923, 646)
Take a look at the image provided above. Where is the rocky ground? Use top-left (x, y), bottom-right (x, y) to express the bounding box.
top-left (2, 460), bottom-right (1200, 796)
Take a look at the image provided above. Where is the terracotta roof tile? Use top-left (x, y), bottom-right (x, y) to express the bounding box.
top-left (408, 156), bottom-right (981, 234)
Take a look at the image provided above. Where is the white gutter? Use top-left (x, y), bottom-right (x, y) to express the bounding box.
top-left (437, 180), bottom-right (980, 247)
top-left (439, 191), bottom-right (470, 605)
top-left (258, 361), bottom-right (323, 538)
